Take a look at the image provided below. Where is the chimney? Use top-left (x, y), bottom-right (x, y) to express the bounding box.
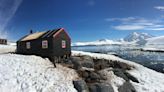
top-left (30, 29), bottom-right (33, 34)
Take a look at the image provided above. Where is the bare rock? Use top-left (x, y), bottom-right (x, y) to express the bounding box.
top-left (73, 80), bottom-right (89, 92)
top-left (118, 82), bottom-right (136, 92)
top-left (89, 83), bottom-right (114, 92)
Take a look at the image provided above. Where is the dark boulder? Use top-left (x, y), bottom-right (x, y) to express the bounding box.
top-left (118, 82), bottom-right (136, 92)
top-left (113, 69), bottom-right (139, 83)
top-left (89, 83), bottom-right (114, 92)
top-left (113, 69), bottom-right (129, 81)
top-left (71, 56), bottom-right (94, 69)
top-left (73, 80), bottom-right (89, 92)
top-left (124, 72), bottom-right (139, 83)
top-left (81, 60), bottom-right (94, 68)
top-left (71, 57), bottom-right (82, 70)
top-left (89, 72), bottom-right (101, 82)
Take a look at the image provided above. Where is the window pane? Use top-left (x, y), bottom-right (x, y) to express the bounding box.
top-left (62, 40), bottom-right (66, 48)
top-left (42, 40), bottom-right (48, 49)
top-left (26, 42), bottom-right (30, 49)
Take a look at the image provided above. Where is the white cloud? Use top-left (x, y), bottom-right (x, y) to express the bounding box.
top-left (113, 25), bottom-right (145, 30)
top-left (105, 17), bottom-right (136, 22)
top-left (148, 28), bottom-right (164, 31)
top-left (106, 17), bottom-right (164, 31)
top-left (0, 0), bottom-right (23, 39)
top-left (154, 6), bottom-right (164, 11)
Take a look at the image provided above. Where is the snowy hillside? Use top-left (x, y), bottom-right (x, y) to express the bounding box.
top-left (146, 36), bottom-right (164, 45)
top-left (72, 51), bottom-right (164, 92)
top-left (0, 54), bottom-right (78, 92)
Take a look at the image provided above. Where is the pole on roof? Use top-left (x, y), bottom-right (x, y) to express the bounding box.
top-left (30, 29), bottom-right (33, 34)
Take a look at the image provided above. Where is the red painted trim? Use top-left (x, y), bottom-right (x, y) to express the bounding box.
top-left (53, 28), bottom-right (71, 40)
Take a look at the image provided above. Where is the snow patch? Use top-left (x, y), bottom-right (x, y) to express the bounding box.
top-left (0, 54), bottom-right (78, 92)
top-left (0, 45), bottom-right (16, 53)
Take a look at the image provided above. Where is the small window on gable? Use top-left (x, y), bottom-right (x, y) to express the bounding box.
top-left (42, 40), bottom-right (48, 49)
top-left (26, 42), bottom-right (31, 49)
top-left (62, 40), bottom-right (66, 48)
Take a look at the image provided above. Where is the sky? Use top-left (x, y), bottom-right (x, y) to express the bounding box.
top-left (1, 0), bottom-right (164, 42)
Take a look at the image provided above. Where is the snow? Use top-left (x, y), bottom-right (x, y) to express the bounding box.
top-left (72, 39), bottom-right (122, 46)
top-left (0, 54), bottom-right (78, 92)
top-left (141, 47), bottom-right (164, 52)
top-left (0, 45), bottom-right (16, 53)
top-left (146, 36), bottom-right (164, 45)
top-left (72, 51), bottom-right (164, 92)
top-left (124, 32), bottom-right (154, 42)
top-left (72, 32), bottom-right (154, 46)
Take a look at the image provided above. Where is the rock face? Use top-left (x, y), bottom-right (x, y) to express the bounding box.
top-left (71, 56), bottom-right (94, 70)
top-left (113, 69), bottom-right (139, 83)
top-left (89, 83), bottom-right (114, 92)
top-left (73, 80), bottom-right (89, 92)
top-left (118, 82), bottom-right (136, 92)
top-left (69, 55), bottom-right (137, 92)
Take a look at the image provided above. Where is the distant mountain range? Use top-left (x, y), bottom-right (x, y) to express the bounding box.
top-left (124, 32), bottom-right (154, 42)
top-left (72, 32), bottom-right (164, 46)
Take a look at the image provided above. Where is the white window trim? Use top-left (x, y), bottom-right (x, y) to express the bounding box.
top-left (42, 40), bottom-right (48, 49)
top-left (62, 40), bottom-right (66, 48)
top-left (26, 42), bottom-right (31, 49)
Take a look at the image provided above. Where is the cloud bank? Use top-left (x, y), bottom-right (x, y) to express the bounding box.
top-left (106, 17), bottom-right (164, 31)
top-left (154, 6), bottom-right (164, 11)
top-left (0, 0), bottom-right (22, 38)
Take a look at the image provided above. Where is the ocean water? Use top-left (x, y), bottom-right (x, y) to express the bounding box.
top-left (72, 45), bottom-right (164, 73)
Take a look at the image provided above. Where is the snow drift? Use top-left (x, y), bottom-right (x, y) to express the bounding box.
top-left (0, 45), bottom-right (16, 53)
top-left (0, 54), bottom-right (78, 92)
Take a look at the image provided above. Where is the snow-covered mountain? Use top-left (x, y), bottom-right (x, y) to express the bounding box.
top-left (124, 32), bottom-right (154, 42)
top-left (146, 36), bottom-right (164, 45)
top-left (72, 39), bottom-right (122, 46)
top-left (73, 32), bottom-right (154, 46)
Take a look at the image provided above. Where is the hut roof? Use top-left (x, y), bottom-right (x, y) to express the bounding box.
top-left (18, 28), bottom-right (69, 42)
top-left (21, 32), bottom-right (46, 41)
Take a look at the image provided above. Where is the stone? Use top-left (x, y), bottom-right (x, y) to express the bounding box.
top-left (118, 82), bottom-right (136, 92)
top-left (89, 83), bottom-right (114, 92)
top-left (73, 80), bottom-right (89, 92)
top-left (124, 72), bottom-right (139, 83)
top-left (113, 69), bottom-right (129, 81)
top-left (96, 83), bottom-right (114, 92)
top-left (71, 56), bottom-right (94, 70)
top-left (71, 57), bottom-right (82, 70)
top-left (89, 84), bottom-right (97, 92)
top-left (81, 61), bottom-right (94, 68)
top-left (89, 72), bottom-right (101, 81)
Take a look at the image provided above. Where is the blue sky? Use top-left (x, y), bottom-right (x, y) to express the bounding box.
top-left (1, 0), bottom-right (164, 42)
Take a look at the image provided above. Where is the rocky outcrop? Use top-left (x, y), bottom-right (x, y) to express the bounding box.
top-left (63, 55), bottom-right (138, 92)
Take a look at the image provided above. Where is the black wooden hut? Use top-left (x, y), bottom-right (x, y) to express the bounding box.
top-left (17, 28), bottom-right (71, 61)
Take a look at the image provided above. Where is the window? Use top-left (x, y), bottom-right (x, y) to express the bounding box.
top-left (62, 40), bottom-right (66, 48)
top-left (42, 40), bottom-right (48, 49)
top-left (26, 42), bottom-right (31, 49)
